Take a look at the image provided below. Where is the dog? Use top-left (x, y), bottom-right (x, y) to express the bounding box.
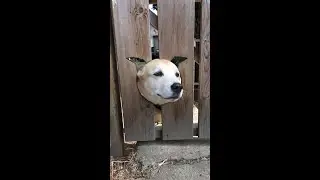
top-left (126, 56), bottom-right (187, 124)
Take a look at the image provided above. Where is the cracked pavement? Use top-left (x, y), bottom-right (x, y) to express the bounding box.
top-left (135, 140), bottom-right (210, 180)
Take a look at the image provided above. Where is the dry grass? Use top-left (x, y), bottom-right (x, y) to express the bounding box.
top-left (110, 141), bottom-right (148, 180)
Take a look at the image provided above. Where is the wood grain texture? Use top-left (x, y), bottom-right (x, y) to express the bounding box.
top-left (110, 25), bottom-right (124, 156)
top-left (158, 0), bottom-right (195, 140)
top-left (198, 0), bottom-right (210, 139)
top-left (111, 0), bottom-right (156, 141)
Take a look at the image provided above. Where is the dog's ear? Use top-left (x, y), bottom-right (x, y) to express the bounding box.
top-left (126, 57), bottom-right (147, 71)
top-left (171, 56), bottom-right (188, 67)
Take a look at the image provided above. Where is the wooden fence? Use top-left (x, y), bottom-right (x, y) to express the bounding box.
top-left (110, 0), bottom-right (210, 156)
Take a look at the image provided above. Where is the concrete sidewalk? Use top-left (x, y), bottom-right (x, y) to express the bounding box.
top-left (135, 140), bottom-right (210, 180)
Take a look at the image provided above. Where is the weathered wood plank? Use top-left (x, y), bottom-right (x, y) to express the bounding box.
top-left (198, 0), bottom-right (210, 139)
top-left (155, 124), bottom-right (199, 139)
top-left (158, 0), bottom-right (195, 140)
top-left (110, 25), bottom-right (124, 156)
top-left (111, 0), bottom-right (156, 141)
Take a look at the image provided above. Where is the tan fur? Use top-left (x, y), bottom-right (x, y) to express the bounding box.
top-left (127, 58), bottom-right (185, 124)
top-left (137, 59), bottom-right (183, 105)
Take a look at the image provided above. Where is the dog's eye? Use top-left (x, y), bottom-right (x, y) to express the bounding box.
top-left (175, 72), bottom-right (180, 77)
top-left (153, 71), bottom-right (163, 76)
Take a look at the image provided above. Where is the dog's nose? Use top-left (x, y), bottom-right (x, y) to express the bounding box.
top-left (171, 83), bottom-right (183, 93)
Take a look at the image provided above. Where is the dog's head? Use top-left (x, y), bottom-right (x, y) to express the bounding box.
top-left (126, 56), bottom-right (187, 105)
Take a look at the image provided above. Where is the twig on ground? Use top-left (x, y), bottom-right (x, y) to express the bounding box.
top-left (158, 159), bottom-right (168, 167)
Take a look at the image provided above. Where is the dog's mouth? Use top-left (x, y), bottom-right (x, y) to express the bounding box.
top-left (157, 94), bottom-right (180, 100)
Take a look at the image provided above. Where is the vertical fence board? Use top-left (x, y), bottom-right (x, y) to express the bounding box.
top-left (198, 0), bottom-right (210, 139)
top-left (111, 0), bottom-right (156, 141)
top-left (110, 24), bottom-right (124, 156)
top-left (158, 0), bottom-right (195, 140)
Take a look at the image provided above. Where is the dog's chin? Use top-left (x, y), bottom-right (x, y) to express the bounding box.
top-left (170, 92), bottom-right (183, 102)
top-left (157, 90), bottom-right (183, 102)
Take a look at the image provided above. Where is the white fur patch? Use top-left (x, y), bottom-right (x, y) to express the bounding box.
top-left (137, 59), bottom-right (183, 105)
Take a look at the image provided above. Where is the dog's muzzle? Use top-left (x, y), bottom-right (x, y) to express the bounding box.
top-left (171, 83), bottom-right (183, 94)
top-left (157, 93), bottom-right (181, 100)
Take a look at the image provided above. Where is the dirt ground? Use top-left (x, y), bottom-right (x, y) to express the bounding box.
top-left (110, 141), bottom-right (147, 180)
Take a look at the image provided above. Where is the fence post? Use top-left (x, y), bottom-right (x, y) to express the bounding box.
top-left (198, 0), bottom-right (210, 139)
top-left (158, 0), bottom-right (195, 140)
top-left (111, 0), bottom-right (156, 141)
top-left (110, 19), bottom-right (124, 156)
